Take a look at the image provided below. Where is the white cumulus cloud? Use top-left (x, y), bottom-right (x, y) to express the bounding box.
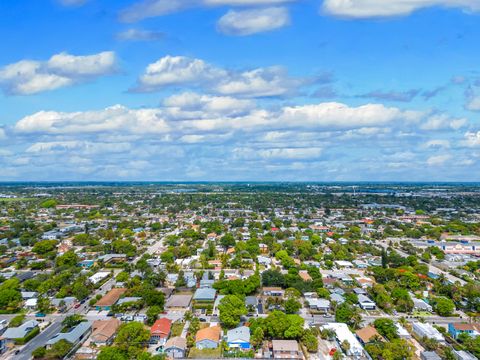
top-left (135, 56), bottom-right (227, 91)
top-left (462, 131), bottom-right (480, 147)
top-left (135, 55), bottom-right (305, 97)
top-left (427, 154), bottom-right (451, 166)
top-left (217, 7), bottom-right (290, 36)
top-left (117, 29), bottom-right (165, 41)
top-left (322, 0), bottom-right (480, 18)
top-left (0, 52), bottom-right (116, 95)
top-left (119, 0), bottom-right (296, 22)
top-left (420, 114), bottom-right (467, 131)
top-left (279, 102), bottom-right (422, 130)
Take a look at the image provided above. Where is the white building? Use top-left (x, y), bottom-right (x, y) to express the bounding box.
top-left (88, 271), bottom-right (110, 285)
top-left (322, 323), bottom-right (364, 357)
top-left (412, 322), bottom-right (445, 343)
top-left (395, 323), bottom-right (411, 339)
top-left (358, 294), bottom-right (376, 310)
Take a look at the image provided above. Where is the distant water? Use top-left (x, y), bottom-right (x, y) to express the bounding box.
top-left (0, 181), bottom-right (479, 188)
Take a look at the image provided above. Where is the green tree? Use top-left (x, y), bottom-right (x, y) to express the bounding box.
top-left (40, 199), bottom-right (57, 208)
top-left (262, 270), bottom-right (285, 287)
top-left (32, 240), bottom-right (57, 255)
top-left (97, 346), bottom-right (128, 360)
top-left (146, 306), bottom-right (161, 325)
top-left (32, 347), bottom-right (47, 359)
top-left (115, 322), bottom-right (150, 358)
top-left (284, 298), bottom-right (301, 314)
top-left (9, 314), bottom-right (25, 327)
top-left (62, 314), bottom-right (85, 329)
top-left (142, 289), bottom-right (165, 309)
top-left (0, 289), bottom-right (22, 311)
top-left (433, 297), bottom-right (455, 317)
top-left (219, 295), bottom-right (247, 328)
top-left (47, 339), bottom-right (73, 358)
top-left (56, 251), bottom-right (79, 267)
top-left (373, 318), bottom-right (398, 341)
top-left (302, 331), bottom-right (319, 352)
top-left (251, 327), bottom-right (264, 347)
top-left (335, 303), bottom-right (361, 328)
top-left (220, 233), bottom-right (236, 249)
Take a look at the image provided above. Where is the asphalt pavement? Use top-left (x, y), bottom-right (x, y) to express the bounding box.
top-left (14, 318), bottom-right (65, 360)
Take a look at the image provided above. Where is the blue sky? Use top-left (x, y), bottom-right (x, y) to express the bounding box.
top-left (1, 0), bottom-right (480, 181)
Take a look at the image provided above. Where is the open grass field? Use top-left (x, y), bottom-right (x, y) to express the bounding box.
top-left (0, 198), bottom-right (35, 202)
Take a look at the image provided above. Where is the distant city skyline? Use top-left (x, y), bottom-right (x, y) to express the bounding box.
top-left (1, 0), bottom-right (480, 181)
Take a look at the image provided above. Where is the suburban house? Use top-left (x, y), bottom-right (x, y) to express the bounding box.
top-left (322, 323), bottom-right (364, 357)
top-left (358, 294), bottom-right (376, 310)
top-left (1, 320), bottom-right (39, 348)
top-left (95, 288), bottom-right (127, 311)
top-left (193, 288), bottom-right (217, 303)
top-left (356, 326), bottom-right (383, 345)
top-left (97, 254), bottom-right (127, 264)
top-left (448, 323), bottom-right (480, 339)
top-left (165, 294), bottom-right (192, 310)
top-left (395, 323), bottom-right (411, 339)
top-left (305, 298), bottom-right (330, 313)
top-left (150, 318), bottom-right (172, 345)
top-left (46, 321), bottom-right (92, 348)
top-left (164, 336), bottom-right (187, 358)
top-left (88, 271), bottom-right (110, 285)
top-left (262, 287), bottom-right (284, 297)
top-left (421, 351), bottom-right (442, 360)
top-left (51, 297), bottom-right (77, 311)
top-left (196, 326), bottom-right (221, 349)
top-left (199, 279), bottom-right (215, 288)
top-left (453, 350), bottom-right (477, 360)
top-left (25, 298), bottom-right (38, 310)
top-left (330, 293), bottom-right (345, 304)
top-left (298, 271), bottom-right (312, 282)
top-left (412, 322), bottom-right (445, 343)
top-left (271, 340), bottom-right (301, 359)
top-left (226, 326), bottom-right (250, 350)
top-left (412, 297), bottom-right (433, 312)
top-left (90, 318), bottom-right (121, 346)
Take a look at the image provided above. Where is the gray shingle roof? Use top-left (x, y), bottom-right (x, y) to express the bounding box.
top-left (227, 326), bottom-right (250, 343)
top-left (193, 288), bottom-right (216, 301)
top-left (2, 320), bottom-right (39, 340)
top-left (46, 321), bottom-right (92, 346)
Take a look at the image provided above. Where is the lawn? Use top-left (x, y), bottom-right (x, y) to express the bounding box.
top-left (413, 311), bottom-right (432, 317)
top-left (171, 321), bottom-right (184, 337)
top-left (0, 198), bottom-right (35, 202)
top-left (188, 347), bottom-right (222, 358)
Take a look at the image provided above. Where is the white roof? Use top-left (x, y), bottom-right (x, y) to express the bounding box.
top-left (25, 298), bottom-right (38, 306)
top-left (358, 294), bottom-right (375, 304)
top-left (322, 323), bottom-right (363, 356)
top-left (307, 298), bottom-right (330, 308)
top-left (412, 322), bottom-right (444, 342)
top-left (89, 271), bottom-right (110, 284)
top-left (395, 323), bottom-right (410, 337)
top-left (334, 260), bottom-right (353, 267)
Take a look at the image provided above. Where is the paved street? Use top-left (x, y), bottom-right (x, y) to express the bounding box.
top-left (13, 318), bottom-right (65, 360)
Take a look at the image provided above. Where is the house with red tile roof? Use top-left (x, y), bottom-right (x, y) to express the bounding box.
top-left (150, 318), bottom-right (172, 344)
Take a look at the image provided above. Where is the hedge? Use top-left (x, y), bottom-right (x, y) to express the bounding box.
top-left (15, 326), bottom-right (40, 345)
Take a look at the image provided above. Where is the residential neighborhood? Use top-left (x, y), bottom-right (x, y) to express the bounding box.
top-left (0, 183), bottom-right (478, 360)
